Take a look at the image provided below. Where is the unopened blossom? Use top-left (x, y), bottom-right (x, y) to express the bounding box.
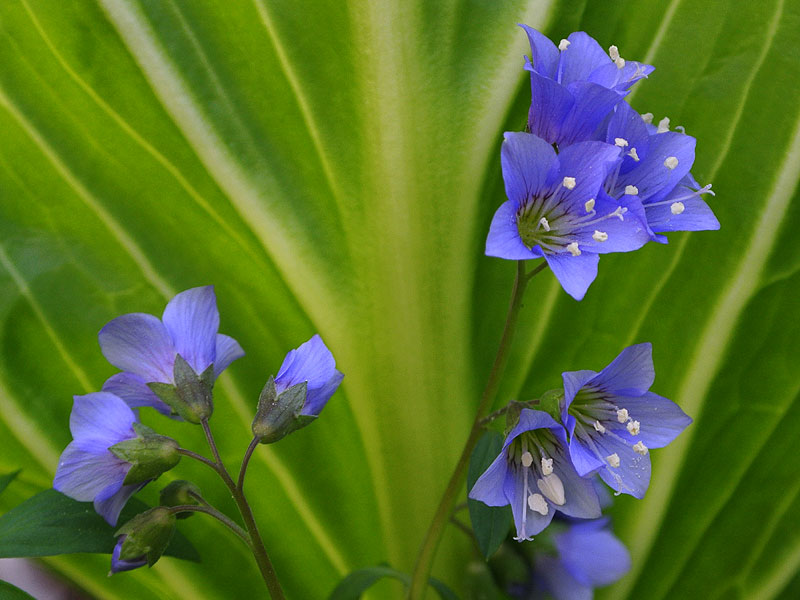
top-left (486, 132), bottom-right (650, 300)
top-left (561, 343), bottom-right (692, 498)
top-left (98, 286), bottom-right (244, 415)
top-left (110, 535), bottom-right (147, 574)
top-left (469, 409), bottom-right (601, 541)
top-left (520, 26), bottom-right (654, 148)
top-left (274, 334), bottom-right (344, 417)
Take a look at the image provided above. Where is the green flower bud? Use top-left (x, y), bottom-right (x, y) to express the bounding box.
top-left (251, 377), bottom-right (314, 444)
top-left (148, 355), bottom-right (214, 424)
top-left (159, 480), bottom-right (202, 519)
top-left (115, 507), bottom-right (176, 567)
top-left (109, 423), bottom-right (181, 485)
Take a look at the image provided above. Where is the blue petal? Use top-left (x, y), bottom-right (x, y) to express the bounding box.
top-left (645, 192), bottom-right (720, 233)
top-left (508, 408), bottom-right (562, 441)
top-left (555, 520), bottom-right (631, 586)
top-left (573, 190), bottom-right (650, 254)
top-left (559, 82), bottom-right (625, 147)
top-left (485, 200), bottom-right (540, 260)
top-left (592, 432), bottom-right (651, 498)
top-left (214, 334), bottom-right (245, 379)
top-left (509, 468), bottom-right (555, 539)
top-left (561, 369), bottom-right (597, 411)
top-left (102, 373), bottom-right (172, 416)
top-left (568, 434), bottom-right (606, 477)
top-left (555, 141), bottom-right (621, 207)
top-left (161, 286), bottom-right (219, 376)
top-left (95, 481), bottom-right (147, 526)
top-left (610, 392), bottom-right (692, 448)
top-left (111, 536), bottom-right (147, 574)
top-left (588, 60), bottom-right (655, 92)
top-left (535, 556), bottom-right (593, 600)
top-left (468, 452), bottom-right (511, 507)
top-left (519, 24), bottom-right (559, 79)
top-left (551, 452), bottom-right (602, 519)
top-left (53, 443), bottom-right (129, 503)
top-left (620, 132), bottom-right (696, 203)
top-left (558, 32), bottom-right (612, 85)
top-left (69, 392), bottom-right (137, 445)
top-left (527, 71), bottom-right (574, 145)
top-left (604, 101), bottom-right (650, 174)
top-left (544, 252), bottom-right (599, 301)
top-left (276, 335), bottom-right (344, 416)
top-left (99, 313), bottom-right (175, 383)
top-left (588, 343), bottom-right (654, 395)
top-left (501, 132), bottom-right (559, 204)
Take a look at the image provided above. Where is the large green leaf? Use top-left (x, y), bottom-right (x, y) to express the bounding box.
top-left (0, 0), bottom-right (797, 599)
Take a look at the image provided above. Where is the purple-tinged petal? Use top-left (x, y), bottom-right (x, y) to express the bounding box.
top-left (69, 393), bottom-right (137, 446)
top-left (519, 24), bottom-right (559, 78)
top-left (95, 481), bottom-right (147, 526)
top-left (276, 335), bottom-right (343, 417)
top-left (501, 132), bottom-right (559, 203)
top-left (555, 520), bottom-right (631, 586)
top-left (605, 101), bottom-right (650, 174)
top-left (550, 453), bottom-right (602, 519)
top-left (646, 196), bottom-right (720, 233)
top-left (559, 82), bottom-right (625, 147)
top-left (572, 191), bottom-right (650, 254)
top-left (610, 392), bottom-right (692, 448)
top-left (509, 468), bottom-right (555, 539)
top-left (535, 556), bottom-right (593, 600)
top-left (587, 343), bottom-right (654, 395)
top-left (468, 452), bottom-right (511, 507)
top-left (544, 252), bottom-right (599, 301)
top-left (528, 71), bottom-right (575, 145)
top-left (558, 32), bottom-right (612, 85)
top-left (304, 370), bottom-right (344, 416)
top-left (562, 370), bottom-right (597, 408)
top-left (99, 314), bottom-right (175, 383)
top-left (53, 444), bottom-right (129, 502)
top-left (555, 141), bottom-right (621, 206)
top-left (161, 286), bottom-right (219, 375)
top-left (102, 373), bottom-right (171, 416)
top-left (111, 536), bottom-right (147, 574)
top-left (620, 132), bottom-right (695, 203)
top-left (568, 435), bottom-right (606, 477)
top-left (509, 408), bottom-right (562, 441)
top-left (592, 432), bottom-right (651, 498)
top-left (214, 334), bottom-right (245, 379)
top-left (485, 200), bottom-right (541, 260)
top-left (588, 60), bottom-right (655, 92)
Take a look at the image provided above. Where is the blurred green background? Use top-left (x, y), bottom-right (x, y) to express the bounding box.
top-left (0, 0), bottom-right (798, 598)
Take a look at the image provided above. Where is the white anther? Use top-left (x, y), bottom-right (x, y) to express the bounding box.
top-left (592, 230), bottom-right (608, 242)
top-left (528, 493), bottom-right (549, 515)
top-left (521, 451), bottom-right (534, 467)
top-left (541, 457), bottom-right (554, 476)
top-left (559, 39), bottom-right (570, 51)
top-left (614, 137), bottom-right (629, 147)
top-left (606, 453), bottom-right (621, 468)
top-left (614, 57), bottom-right (626, 69)
top-left (566, 242), bottom-right (581, 256)
top-left (627, 420), bottom-right (641, 435)
top-left (633, 441), bottom-right (649, 456)
top-left (627, 148), bottom-right (640, 161)
top-left (539, 217), bottom-right (551, 232)
top-left (641, 112), bottom-right (654, 124)
top-left (664, 156), bottom-right (679, 170)
top-left (537, 473), bottom-right (566, 506)
top-left (610, 206), bottom-right (627, 221)
top-left (625, 185), bottom-right (639, 196)
top-left (562, 176), bottom-right (577, 190)
top-left (616, 408), bottom-right (629, 423)
top-left (584, 198), bottom-right (596, 213)
top-left (609, 45), bottom-right (620, 61)
top-left (657, 117), bottom-right (670, 133)
top-left (594, 420), bottom-right (606, 434)
top-left (671, 201), bottom-right (685, 215)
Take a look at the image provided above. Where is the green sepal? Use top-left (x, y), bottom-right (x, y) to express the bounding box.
top-left (110, 423), bottom-right (180, 485)
top-left (538, 388), bottom-right (565, 424)
top-left (159, 480), bottom-right (202, 519)
top-left (252, 378), bottom-right (310, 444)
top-left (115, 507), bottom-right (176, 567)
top-left (147, 356), bottom-right (215, 423)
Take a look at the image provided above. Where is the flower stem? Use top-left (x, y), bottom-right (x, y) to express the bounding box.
top-left (237, 437), bottom-right (260, 492)
top-left (200, 419), bottom-right (286, 600)
top-left (166, 503), bottom-right (251, 547)
top-left (407, 260), bottom-right (543, 599)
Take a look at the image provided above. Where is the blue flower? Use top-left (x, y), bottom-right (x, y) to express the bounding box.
top-left (600, 101), bottom-right (719, 240)
top-left (520, 26), bottom-right (653, 148)
top-left (561, 343), bottom-right (692, 498)
top-left (274, 334), bottom-right (344, 417)
top-left (486, 132), bottom-right (650, 300)
top-left (469, 409), bottom-right (601, 541)
top-left (110, 535), bottom-right (147, 574)
top-left (533, 519), bottom-right (631, 599)
top-left (98, 286), bottom-right (244, 415)
top-left (53, 393), bottom-right (147, 525)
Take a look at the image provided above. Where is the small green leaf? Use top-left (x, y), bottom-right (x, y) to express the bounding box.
top-left (0, 580), bottom-right (35, 600)
top-left (0, 470), bottom-right (21, 497)
top-left (328, 565), bottom-right (459, 599)
top-left (467, 431), bottom-right (511, 560)
top-left (0, 490), bottom-right (199, 562)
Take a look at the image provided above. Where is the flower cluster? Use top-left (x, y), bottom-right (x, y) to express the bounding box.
top-left (486, 26), bottom-right (718, 300)
top-left (469, 343), bottom-right (690, 541)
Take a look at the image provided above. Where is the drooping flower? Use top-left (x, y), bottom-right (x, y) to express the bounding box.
top-left (110, 535), bottom-right (147, 574)
top-left (532, 519), bottom-right (631, 599)
top-left (53, 393), bottom-right (150, 525)
top-left (561, 343), bottom-right (692, 498)
top-left (111, 507), bottom-right (176, 574)
top-left (98, 286), bottom-right (244, 417)
top-left (486, 131), bottom-right (650, 300)
top-left (520, 26), bottom-right (654, 148)
top-left (252, 334), bottom-right (344, 443)
top-left (600, 101), bottom-right (719, 240)
top-left (469, 409), bottom-right (601, 541)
